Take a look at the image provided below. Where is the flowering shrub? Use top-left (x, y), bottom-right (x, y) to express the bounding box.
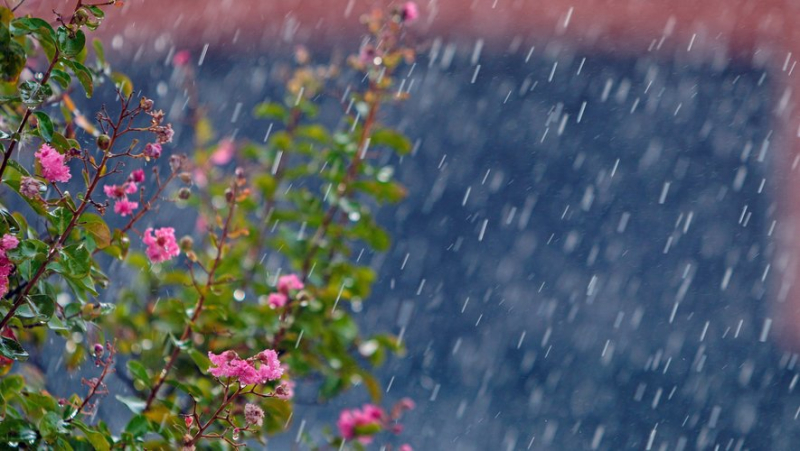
top-left (0, 1), bottom-right (420, 449)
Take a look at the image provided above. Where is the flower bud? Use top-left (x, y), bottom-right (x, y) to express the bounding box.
top-left (143, 142), bottom-right (162, 159)
top-left (74, 7), bottom-right (90, 25)
top-left (93, 343), bottom-right (104, 358)
top-left (179, 236), bottom-right (194, 252)
top-left (178, 187), bottom-right (191, 200)
top-left (96, 134), bottom-right (111, 151)
top-left (178, 172), bottom-right (192, 184)
top-left (139, 97), bottom-right (154, 111)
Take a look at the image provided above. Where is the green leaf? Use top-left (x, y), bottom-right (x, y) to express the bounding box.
top-left (72, 420), bottom-right (111, 451)
top-left (22, 391), bottom-right (58, 417)
top-left (16, 294), bottom-right (55, 323)
top-left (0, 375), bottom-right (24, 398)
top-left (55, 437), bottom-right (75, 451)
top-left (50, 68), bottom-right (71, 90)
top-left (57, 244), bottom-right (91, 279)
top-left (188, 348), bottom-right (211, 372)
top-left (49, 206), bottom-right (72, 235)
top-left (0, 208), bottom-right (20, 234)
top-left (9, 17), bottom-right (56, 44)
top-left (262, 397), bottom-right (292, 434)
top-left (370, 128), bottom-right (412, 155)
top-left (56, 27), bottom-right (85, 57)
top-left (115, 395), bottom-right (146, 414)
top-left (0, 419), bottom-right (37, 446)
top-left (92, 38), bottom-right (105, 66)
top-left (254, 102), bottom-right (287, 122)
top-left (18, 80), bottom-right (53, 108)
top-left (38, 411), bottom-right (66, 439)
top-left (63, 60), bottom-right (93, 97)
top-left (124, 415), bottom-right (150, 437)
top-left (79, 213), bottom-right (111, 249)
top-left (110, 71), bottom-right (133, 97)
top-left (33, 111), bottom-right (54, 142)
top-left (87, 6), bottom-right (105, 19)
top-left (0, 25), bottom-right (25, 82)
top-left (0, 336), bottom-right (28, 361)
top-left (30, 294), bottom-right (56, 321)
top-left (126, 360), bottom-right (151, 385)
top-left (50, 132), bottom-right (71, 153)
top-left (296, 124), bottom-right (330, 143)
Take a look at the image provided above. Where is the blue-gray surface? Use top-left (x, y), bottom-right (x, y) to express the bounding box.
top-left (35, 42), bottom-right (796, 450)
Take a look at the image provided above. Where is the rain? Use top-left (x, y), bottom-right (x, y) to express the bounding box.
top-left (7, 0), bottom-right (800, 450)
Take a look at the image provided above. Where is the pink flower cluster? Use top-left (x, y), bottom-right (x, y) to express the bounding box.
top-left (337, 404), bottom-right (386, 444)
top-left (104, 169), bottom-right (144, 217)
top-left (337, 398), bottom-right (416, 446)
top-left (268, 274), bottom-right (305, 309)
top-left (0, 234), bottom-right (19, 297)
top-left (142, 227), bottom-right (179, 263)
top-left (35, 144), bottom-right (71, 183)
top-left (401, 2), bottom-right (419, 23)
top-left (207, 349), bottom-right (283, 386)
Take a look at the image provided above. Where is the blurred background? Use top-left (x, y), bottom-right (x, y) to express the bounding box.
top-left (18, 0), bottom-right (800, 449)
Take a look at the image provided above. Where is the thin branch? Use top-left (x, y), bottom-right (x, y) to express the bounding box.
top-left (143, 178), bottom-right (242, 412)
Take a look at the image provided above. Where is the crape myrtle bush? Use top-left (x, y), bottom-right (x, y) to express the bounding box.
top-left (0, 1), bottom-right (421, 449)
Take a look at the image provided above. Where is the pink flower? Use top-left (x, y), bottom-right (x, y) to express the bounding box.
top-left (155, 124), bottom-right (174, 144)
top-left (114, 199), bottom-right (139, 217)
top-left (35, 144), bottom-right (71, 183)
top-left (1, 234), bottom-right (19, 251)
top-left (0, 234), bottom-right (18, 298)
top-left (210, 139), bottom-right (235, 165)
top-left (399, 445), bottom-right (413, 451)
top-left (362, 404), bottom-right (384, 421)
top-left (142, 227), bottom-right (179, 263)
top-left (254, 349), bottom-right (283, 381)
top-left (268, 293), bottom-right (287, 309)
top-left (173, 49), bottom-right (191, 67)
top-left (234, 361), bottom-right (264, 386)
top-left (277, 274), bottom-right (304, 293)
top-left (143, 142), bottom-right (162, 159)
top-left (337, 404), bottom-right (386, 444)
top-left (129, 169), bottom-right (145, 183)
top-left (337, 410), bottom-right (357, 441)
top-left (125, 182), bottom-right (138, 194)
top-left (244, 403), bottom-right (264, 427)
top-left (207, 349), bottom-right (283, 386)
top-left (401, 2), bottom-right (419, 23)
top-left (208, 350), bottom-right (240, 378)
top-left (104, 184), bottom-right (125, 199)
